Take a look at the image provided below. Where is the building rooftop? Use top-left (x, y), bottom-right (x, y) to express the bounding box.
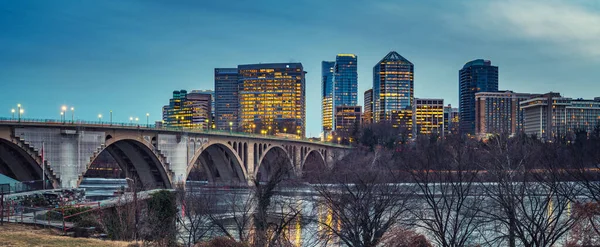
top-left (462, 59), bottom-right (493, 69)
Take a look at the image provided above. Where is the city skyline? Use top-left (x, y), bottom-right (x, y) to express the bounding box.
top-left (2, 1), bottom-right (600, 137)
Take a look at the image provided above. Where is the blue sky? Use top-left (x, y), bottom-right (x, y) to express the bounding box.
top-left (1, 0), bottom-right (600, 136)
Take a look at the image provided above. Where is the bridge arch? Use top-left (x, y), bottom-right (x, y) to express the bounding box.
top-left (0, 138), bottom-right (59, 189)
top-left (301, 149), bottom-right (327, 181)
top-left (80, 136), bottom-right (172, 190)
top-left (185, 141), bottom-right (247, 185)
top-left (256, 145), bottom-right (294, 182)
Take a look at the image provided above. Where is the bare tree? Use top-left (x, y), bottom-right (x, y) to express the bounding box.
top-left (209, 189), bottom-right (255, 243)
top-left (314, 147), bottom-right (412, 247)
top-left (481, 135), bottom-right (579, 247)
top-left (399, 136), bottom-right (485, 247)
top-left (176, 183), bottom-right (218, 246)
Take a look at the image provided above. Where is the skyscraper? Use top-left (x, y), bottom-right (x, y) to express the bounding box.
top-left (333, 54), bottom-right (358, 107)
top-left (413, 99), bottom-right (445, 137)
top-left (162, 90), bottom-right (211, 129)
top-left (215, 68), bottom-right (239, 130)
top-left (459, 59), bottom-right (498, 135)
top-left (238, 63), bottom-right (306, 137)
top-left (363, 89), bottom-right (373, 125)
top-left (373, 51), bottom-right (414, 133)
top-left (322, 61), bottom-right (335, 135)
top-left (475, 90), bottom-right (536, 138)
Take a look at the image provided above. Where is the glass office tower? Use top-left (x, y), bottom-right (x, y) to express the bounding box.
top-left (322, 61), bottom-right (335, 135)
top-left (459, 59), bottom-right (498, 135)
top-left (215, 68), bottom-right (239, 130)
top-left (333, 54), bottom-right (358, 107)
top-left (373, 51), bottom-right (414, 133)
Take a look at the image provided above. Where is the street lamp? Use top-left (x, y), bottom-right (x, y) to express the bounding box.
top-left (297, 129), bottom-right (301, 139)
top-left (11, 109), bottom-right (15, 120)
top-left (268, 126), bottom-right (271, 135)
top-left (19, 109), bottom-right (24, 120)
top-left (70, 107), bottom-right (74, 123)
top-left (135, 117), bottom-right (139, 125)
top-left (146, 113), bottom-right (149, 127)
top-left (229, 122), bottom-right (233, 133)
top-left (61, 106), bottom-right (67, 122)
top-left (98, 114), bottom-right (102, 124)
top-left (60, 112), bottom-right (64, 122)
top-left (17, 104), bottom-right (22, 122)
top-left (129, 117), bottom-right (133, 124)
top-left (283, 127), bottom-right (287, 133)
top-left (110, 110), bottom-right (113, 125)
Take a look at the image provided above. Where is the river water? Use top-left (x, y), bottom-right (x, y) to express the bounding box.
top-left (83, 179), bottom-right (580, 247)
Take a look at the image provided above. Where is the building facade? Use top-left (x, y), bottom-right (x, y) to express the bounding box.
top-left (475, 91), bottom-right (535, 137)
top-left (322, 61), bottom-right (335, 135)
top-left (413, 99), bottom-right (444, 136)
top-left (521, 93), bottom-right (600, 141)
top-left (443, 104), bottom-right (459, 136)
top-left (162, 90), bottom-right (212, 129)
top-left (215, 68), bottom-right (239, 130)
top-left (335, 106), bottom-right (362, 134)
top-left (459, 59), bottom-right (498, 135)
top-left (373, 51), bottom-right (414, 134)
top-left (333, 54), bottom-right (358, 107)
top-left (363, 89), bottom-right (373, 125)
top-left (238, 63), bottom-right (306, 137)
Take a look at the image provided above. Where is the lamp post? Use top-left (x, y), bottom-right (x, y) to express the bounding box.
top-left (229, 122), bottom-right (233, 133)
top-left (70, 107), bottom-right (74, 124)
top-left (268, 126), bottom-right (271, 135)
top-left (135, 117), bottom-right (139, 126)
top-left (61, 106), bottom-right (67, 123)
top-left (11, 109), bottom-right (14, 120)
top-left (146, 113), bottom-right (149, 127)
top-left (60, 112), bottom-right (64, 122)
top-left (129, 117), bottom-right (133, 124)
top-left (98, 114), bottom-right (102, 124)
top-left (284, 127), bottom-right (287, 133)
top-left (19, 109), bottom-right (23, 121)
top-left (17, 104), bottom-right (21, 122)
top-left (110, 110), bottom-right (113, 126)
top-left (297, 129), bottom-right (301, 139)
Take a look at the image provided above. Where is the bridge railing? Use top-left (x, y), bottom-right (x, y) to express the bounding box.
top-left (0, 117), bottom-right (349, 148)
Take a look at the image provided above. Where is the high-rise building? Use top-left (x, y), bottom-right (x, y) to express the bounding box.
top-left (215, 68), bottom-right (239, 130)
top-left (322, 61), bottom-right (335, 135)
top-left (192, 89), bottom-right (215, 118)
top-left (413, 99), bottom-right (444, 136)
top-left (459, 59), bottom-right (499, 135)
top-left (443, 104), bottom-right (459, 135)
top-left (335, 106), bottom-right (362, 134)
top-left (475, 91), bottom-right (536, 138)
top-left (521, 93), bottom-right (600, 141)
top-left (162, 90), bottom-right (211, 129)
top-left (373, 51), bottom-right (414, 133)
top-left (333, 54), bottom-right (358, 107)
top-left (238, 63), bottom-right (306, 137)
top-left (363, 89), bottom-right (373, 125)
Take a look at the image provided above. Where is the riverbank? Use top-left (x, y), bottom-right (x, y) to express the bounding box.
top-left (0, 223), bottom-right (133, 247)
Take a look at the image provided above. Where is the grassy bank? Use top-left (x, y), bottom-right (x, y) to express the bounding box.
top-left (0, 223), bottom-right (133, 247)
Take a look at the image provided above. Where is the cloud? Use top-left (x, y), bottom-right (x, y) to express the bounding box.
top-left (463, 0), bottom-right (600, 59)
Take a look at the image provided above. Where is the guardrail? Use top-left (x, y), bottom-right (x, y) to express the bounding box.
top-left (0, 117), bottom-right (350, 148)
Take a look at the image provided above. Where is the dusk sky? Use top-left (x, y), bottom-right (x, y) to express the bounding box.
top-left (1, 0), bottom-right (600, 136)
